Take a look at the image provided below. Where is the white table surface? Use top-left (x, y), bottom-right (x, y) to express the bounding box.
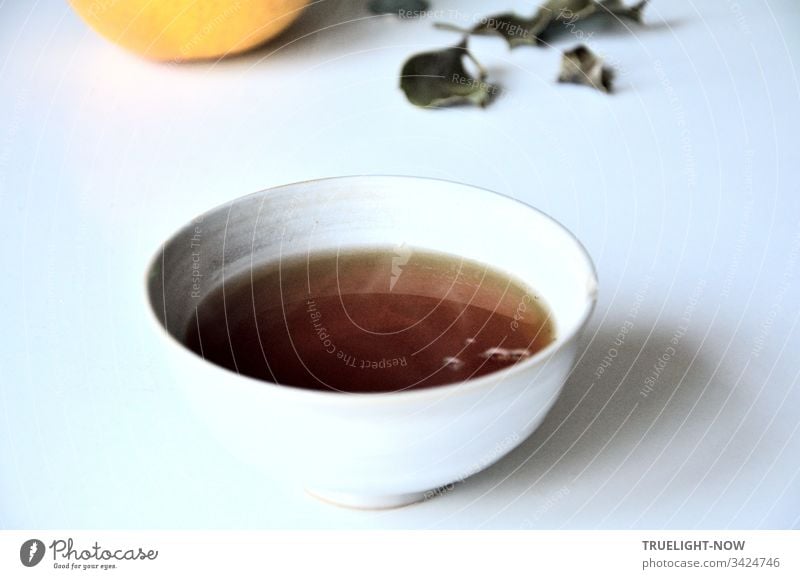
top-left (1, 0), bottom-right (799, 529)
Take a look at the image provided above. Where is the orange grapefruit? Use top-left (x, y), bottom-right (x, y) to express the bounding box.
top-left (69, 0), bottom-right (310, 61)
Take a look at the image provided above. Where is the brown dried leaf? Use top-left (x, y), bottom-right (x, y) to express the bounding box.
top-left (557, 44), bottom-right (614, 92)
top-left (399, 38), bottom-right (498, 108)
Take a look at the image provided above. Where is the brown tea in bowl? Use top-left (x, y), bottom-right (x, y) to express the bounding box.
top-left (185, 247), bottom-right (555, 393)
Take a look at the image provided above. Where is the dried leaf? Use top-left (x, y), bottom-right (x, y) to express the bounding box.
top-left (369, 0), bottom-right (429, 16)
top-left (445, 0), bottom-right (647, 49)
top-left (399, 39), bottom-right (497, 108)
top-left (594, 0), bottom-right (648, 22)
top-left (557, 44), bottom-right (614, 92)
top-left (465, 13), bottom-right (549, 48)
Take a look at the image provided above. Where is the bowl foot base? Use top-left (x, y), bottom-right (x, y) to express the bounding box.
top-left (306, 488), bottom-right (431, 510)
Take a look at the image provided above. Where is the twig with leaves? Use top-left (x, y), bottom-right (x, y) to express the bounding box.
top-left (398, 0), bottom-right (649, 108)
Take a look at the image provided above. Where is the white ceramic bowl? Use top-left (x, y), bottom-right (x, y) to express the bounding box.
top-left (146, 176), bottom-right (598, 508)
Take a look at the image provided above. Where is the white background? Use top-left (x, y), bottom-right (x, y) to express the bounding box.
top-left (1, 0), bottom-right (799, 529)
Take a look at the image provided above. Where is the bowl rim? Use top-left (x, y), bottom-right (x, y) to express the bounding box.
top-left (145, 174), bottom-right (599, 406)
